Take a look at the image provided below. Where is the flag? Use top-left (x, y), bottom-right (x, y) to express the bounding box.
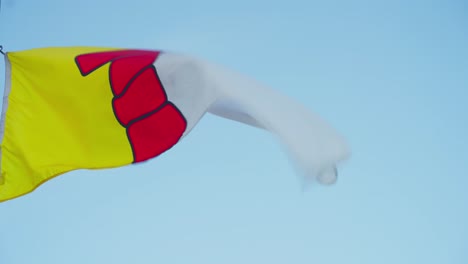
top-left (0, 47), bottom-right (350, 202)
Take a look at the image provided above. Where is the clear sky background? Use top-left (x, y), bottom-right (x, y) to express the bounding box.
top-left (0, 0), bottom-right (467, 263)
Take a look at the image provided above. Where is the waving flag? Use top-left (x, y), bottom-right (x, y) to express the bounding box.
top-left (0, 47), bottom-right (350, 202)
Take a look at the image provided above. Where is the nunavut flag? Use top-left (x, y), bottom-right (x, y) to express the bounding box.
top-left (0, 46), bottom-right (350, 202)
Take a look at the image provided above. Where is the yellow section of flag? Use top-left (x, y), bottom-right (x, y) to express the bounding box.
top-left (0, 47), bottom-right (134, 202)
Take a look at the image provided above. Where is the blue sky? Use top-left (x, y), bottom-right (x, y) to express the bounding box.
top-left (0, 0), bottom-right (467, 263)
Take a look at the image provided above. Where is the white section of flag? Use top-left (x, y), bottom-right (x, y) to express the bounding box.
top-left (155, 52), bottom-right (350, 185)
